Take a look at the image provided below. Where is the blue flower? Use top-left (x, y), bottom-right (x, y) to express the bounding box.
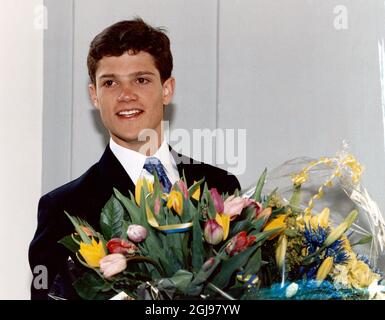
top-left (302, 225), bottom-right (348, 279)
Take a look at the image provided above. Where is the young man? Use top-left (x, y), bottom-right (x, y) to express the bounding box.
top-left (29, 18), bottom-right (240, 300)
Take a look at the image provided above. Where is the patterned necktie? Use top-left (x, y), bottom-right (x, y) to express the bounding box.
top-left (143, 157), bottom-right (172, 193)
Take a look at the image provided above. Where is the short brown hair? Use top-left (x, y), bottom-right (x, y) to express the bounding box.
top-left (87, 18), bottom-right (173, 85)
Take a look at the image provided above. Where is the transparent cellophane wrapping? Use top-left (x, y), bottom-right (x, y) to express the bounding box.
top-left (242, 148), bottom-right (385, 273)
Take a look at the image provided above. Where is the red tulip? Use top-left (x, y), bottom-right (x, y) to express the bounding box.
top-left (210, 188), bottom-right (224, 213)
top-left (225, 231), bottom-right (256, 257)
top-left (106, 238), bottom-right (138, 256)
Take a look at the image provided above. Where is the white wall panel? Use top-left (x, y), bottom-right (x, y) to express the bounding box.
top-left (0, 0), bottom-right (43, 299)
top-left (218, 0), bottom-right (385, 214)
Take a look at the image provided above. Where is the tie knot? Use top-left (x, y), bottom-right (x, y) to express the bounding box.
top-left (143, 157), bottom-right (172, 193)
top-left (144, 157), bottom-right (161, 166)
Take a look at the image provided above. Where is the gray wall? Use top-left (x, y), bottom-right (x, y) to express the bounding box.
top-left (44, 0), bottom-right (385, 216)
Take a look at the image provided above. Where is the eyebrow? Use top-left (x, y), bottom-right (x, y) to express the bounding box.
top-left (98, 71), bottom-right (156, 80)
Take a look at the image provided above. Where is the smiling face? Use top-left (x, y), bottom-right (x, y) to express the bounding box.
top-left (89, 51), bottom-right (175, 152)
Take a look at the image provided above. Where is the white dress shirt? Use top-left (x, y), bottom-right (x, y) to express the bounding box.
top-left (109, 137), bottom-right (180, 186)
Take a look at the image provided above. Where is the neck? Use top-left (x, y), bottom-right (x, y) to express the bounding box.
top-left (111, 136), bottom-right (163, 156)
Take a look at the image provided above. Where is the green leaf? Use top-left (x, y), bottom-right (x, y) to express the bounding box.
top-left (64, 212), bottom-right (91, 244)
top-left (58, 235), bottom-right (79, 253)
top-left (229, 220), bottom-right (254, 237)
top-left (73, 271), bottom-right (110, 300)
top-left (187, 252), bottom-right (224, 295)
top-left (284, 228), bottom-right (298, 237)
top-left (182, 232), bottom-right (190, 267)
top-left (263, 188), bottom-right (278, 207)
top-left (244, 205), bottom-right (258, 221)
top-left (243, 247), bottom-right (262, 276)
top-left (114, 188), bottom-right (142, 225)
top-left (211, 246), bottom-right (256, 289)
top-left (252, 217), bottom-right (268, 233)
top-left (249, 228), bottom-right (281, 244)
top-left (201, 183), bottom-right (216, 219)
top-left (188, 178), bottom-right (204, 199)
top-left (100, 194), bottom-right (125, 239)
top-left (252, 168), bottom-right (267, 202)
top-left (169, 269), bottom-right (193, 292)
top-left (152, 170), bottom-right (162, 199)
top-left (289, 184), bottom-right (301, 210)
top-left (351, 235), bottom-right (372, 247)
top-left (191, 204), bottom-right (205, 272)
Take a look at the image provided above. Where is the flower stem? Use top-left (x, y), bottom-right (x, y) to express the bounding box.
top-left (207, 282), bottom-right (236, 300)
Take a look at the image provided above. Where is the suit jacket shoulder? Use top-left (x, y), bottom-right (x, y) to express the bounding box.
top-left (170, 148), bottom-right (241, 195)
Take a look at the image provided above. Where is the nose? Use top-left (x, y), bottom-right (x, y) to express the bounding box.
top-left (117, 84), bottom-right (138, 102)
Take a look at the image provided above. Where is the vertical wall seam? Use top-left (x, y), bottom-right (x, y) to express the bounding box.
top-left (42, 0), bottom-right (46, 194)
top-left (214, 0), bottom-right (220, 165)
top-left (69, 0), bottom-right (75, 180)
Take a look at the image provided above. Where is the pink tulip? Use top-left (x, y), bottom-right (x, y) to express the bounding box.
top-left (176, 180), bottom-right (188, 199)
top-left (210, 188), bottom-right (224, 213)
top-left (154, 197), bottom-right (161, 216)
top-left (256, 207), bottom-right (272, 223)
top-left (203, 219), bottom-right (224, 245)
top-left (202, 257), bottom-right (216, 272)
top-left (223, 195), bottom-right (246, 220)
top-left (127, 224), bottom-right (147, 242)
top-left (100, 253), bottom-right (127, 279)
top-left (244, 199), bottom-right (264, 218)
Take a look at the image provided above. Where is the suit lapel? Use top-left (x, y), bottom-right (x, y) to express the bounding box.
top-left (169, 146), bottom-right (202, 186)
top-left (97, 145), bottom-right (136, 197)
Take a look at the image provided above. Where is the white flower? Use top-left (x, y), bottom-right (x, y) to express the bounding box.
top-left (368, 280), bottom-right (385, 300)
top-left (285, 282), bottom-right (299, 298)
top-left (127, 224), bottom-right (147, 242)
top-left (99, 253), bottom-right (127, 279)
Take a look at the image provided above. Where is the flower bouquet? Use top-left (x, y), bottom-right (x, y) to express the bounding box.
top-left (60, 147), bottom-right (385, 300)
top-left (60, 171), bottom-right (276, 300)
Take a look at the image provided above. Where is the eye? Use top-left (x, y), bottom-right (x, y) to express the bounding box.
top-left (136, 77), bottom-right (150, 85)
top-left (103, 80), bottom-right (116, 87)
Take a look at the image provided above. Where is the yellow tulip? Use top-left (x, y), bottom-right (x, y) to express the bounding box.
top-left (316, 256), bottom-right (334, 285)
top-left (79, 238), bottom-right (106, 268)
top-left (191, 183), bottom-right (201, 201)
top-left (305, 208), bottom-right (330, 230)
top-left (215, 213), bottom-right (230, 240)
top-left (263, 215), bottom-right (286, 240)
top-left (275, 234), bottom-right (287, 270)
top-left (135, 177), bottom-right (154, 205)
top-left (167, 190), bottom-right (183, 216)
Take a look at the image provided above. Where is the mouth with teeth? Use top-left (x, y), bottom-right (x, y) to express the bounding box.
top-left (116, 108), bottom-right (144, 120)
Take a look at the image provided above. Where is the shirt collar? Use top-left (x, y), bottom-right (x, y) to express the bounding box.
top-left (109, 137), bottom-right (179, 185)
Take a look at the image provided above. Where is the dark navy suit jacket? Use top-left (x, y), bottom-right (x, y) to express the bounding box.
top-left (29, 145), bottom-right (241, 299)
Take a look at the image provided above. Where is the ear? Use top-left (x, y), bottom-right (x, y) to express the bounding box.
top-left (162, 77), bottom-right (175, 106)
top-left (88, 83), bottom-right (100, 109)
